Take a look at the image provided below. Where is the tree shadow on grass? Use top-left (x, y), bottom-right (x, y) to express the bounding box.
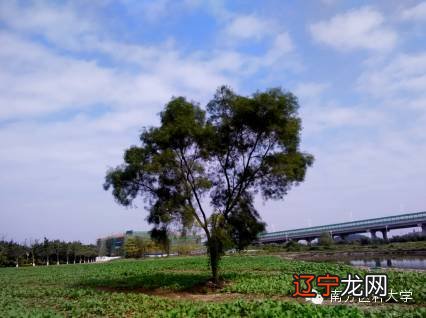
top-left (76, 271), bottom-right (213, 294)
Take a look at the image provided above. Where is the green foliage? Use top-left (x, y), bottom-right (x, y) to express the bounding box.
top-left (285, 240), bottom-right (303, 251)
top-left (319, 232), bottom-right (333, 246)
top-left (0, 240), bottom-right (27, 267)
top-left (150, 228), bottom-right (171, 255)
top-left (123, 237), bottom-right (142, 258)
top-left (0, 255), bottom-right (424, 317)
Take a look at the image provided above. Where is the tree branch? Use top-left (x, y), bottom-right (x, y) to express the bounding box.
top-left (176, 149), bottom-right (211, 239)
top-left (225, 132), bottom-right (270, 216)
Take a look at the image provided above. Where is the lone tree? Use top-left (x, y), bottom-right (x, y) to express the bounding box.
top-left (104, 86), bottom-right (313, 283)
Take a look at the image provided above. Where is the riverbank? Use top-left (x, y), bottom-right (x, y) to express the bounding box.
top-left (253, 240), bottom-right (425, 255)
top-left (275, 241), bottom-right (426, 271)
top-left (280, 250), bottom-right (426, 270)
top-left (252, 241), bottom-right (426, 270)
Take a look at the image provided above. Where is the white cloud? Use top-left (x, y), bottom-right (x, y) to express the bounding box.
top-left (358, 52), bottom-right (426, 98)
top-left (0, 2), bottom-right (299, 123)
top-left (294, 82), bottom-right (387, 135)
top-left (309, 6), bottom-right (397, 51)
top-left (264, 32), bottom-right (294, 64)
top-left (222, 13), bottom-right (295, 61)
top-left (0, 0), bottom-right (98, 49)
top-left (0, 32), bottom-right (117, 119)
top-left (314, 107), bottom-right (383, 127)
top-left (219, 10), bottom-right (297, 71)
top-left (0, 31), bottom-right (240, 120)
top-left (224, 14), bottom-right (271, 40)
top-left (273, 32), bottom-right (293, 52)
top-left (400, 1), bottom-right (426, 21)
top-left (295, 82), bottom-right (329, 100)
top-left (301, 104), bottom-right (386, 136)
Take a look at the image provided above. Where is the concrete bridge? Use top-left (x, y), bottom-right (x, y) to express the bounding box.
top-left (258, 211), bottom-right (426, 244)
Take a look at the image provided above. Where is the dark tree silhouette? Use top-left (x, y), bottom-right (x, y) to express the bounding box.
top-left (104, 86), bottom-right (313, 283)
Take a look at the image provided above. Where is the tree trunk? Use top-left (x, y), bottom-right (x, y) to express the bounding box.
top-left (207, 236), bottom-right (221, 284)
top-left (210, 253), bottom-right (219, 284)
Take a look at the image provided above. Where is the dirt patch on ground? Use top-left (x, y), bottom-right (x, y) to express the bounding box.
top-left (160, 269), bottom-right (283, 276)
top-left (95, 284), bottom-right (297, 303)
top-left (159, 269), bottom-right (207, 274)
top-left (96, 281), bottom-right (238, 302)
top-left (95, 280), bottom-right (230, 301)
top-left (147, 291), bottom-right (244, 302)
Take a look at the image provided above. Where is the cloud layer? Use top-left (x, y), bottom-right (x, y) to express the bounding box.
top-left (1, 1), bottom-right (425, 242)
top-left (309, 7), bottom-right (397, 51)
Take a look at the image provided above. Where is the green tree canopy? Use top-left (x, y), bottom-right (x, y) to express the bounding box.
top-left (104, 86), bottom-right (313, 282)
top-left (123, 237), bottom-right (140, 258)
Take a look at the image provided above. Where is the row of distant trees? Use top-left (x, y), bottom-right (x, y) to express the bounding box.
top-left (0, 238), bottom-right (97, 267)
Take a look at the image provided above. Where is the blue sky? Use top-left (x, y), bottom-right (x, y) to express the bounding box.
top-left (1, 0), bottom-right (425, 243)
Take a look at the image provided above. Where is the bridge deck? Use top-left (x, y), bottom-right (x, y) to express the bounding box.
top-left (259, 211), bottom-right (426, 242)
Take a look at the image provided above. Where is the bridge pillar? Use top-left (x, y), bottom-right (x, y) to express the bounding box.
top-left (370, 230), bottom-right (377, 240)
top-left (381, 229), bottom-right (388, 241)
top-left (422, 223), bottom-right (426, 235)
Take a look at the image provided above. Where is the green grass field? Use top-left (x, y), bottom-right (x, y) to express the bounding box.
top-left (0, 255), bottom-right (425, 317)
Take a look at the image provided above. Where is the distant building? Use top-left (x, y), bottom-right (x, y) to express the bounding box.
top-left (97, 230), bottom-right (203, 257)
top-left (97, 232), bottom-right (126, 256)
